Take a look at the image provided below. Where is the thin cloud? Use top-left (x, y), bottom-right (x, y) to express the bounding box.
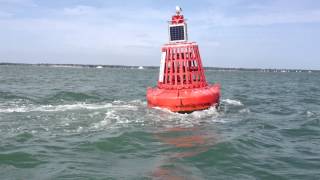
top-left (0, 11), bottom-right (12, 18)
top-left (1, 0), bottom-right (320, 69)
top-left (192, 10), bottom-right (320, 27)
top-left (0, 0), bottom-right (37, 7)
top-left (63, 5), bottom-right (98, 16)
top-left (60, 4), bottom-right (169, 23)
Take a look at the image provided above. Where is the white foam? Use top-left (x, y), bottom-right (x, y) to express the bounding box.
top-left (307, 111), bottom-right (315, 117)
top-left (1, 99), bottom-right (227, 133)
top-left (152, 106), bottom-right (220, 117)
top-left (146, 106), bottom-right (224, 128)
top-left (191, 107), bottom-right (220, 118)
top-left (152, 106), bottom-right (176, 114)
top-left (76, 126), bottom-right (83, 133)
top-left (222, 99), bottom-right (243, 106)
top-left (90, 105), bottom-right (139, 130)
top-left (0, 103), bottom-right (113, 113)
top-left (239, 108), bottom-right (251, 113)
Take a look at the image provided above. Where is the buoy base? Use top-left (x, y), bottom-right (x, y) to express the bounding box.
top-left (146, 84), bottom-right (220, 113)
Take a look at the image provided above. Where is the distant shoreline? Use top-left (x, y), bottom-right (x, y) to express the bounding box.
top-left (0, 62), bottom-right (318, 73)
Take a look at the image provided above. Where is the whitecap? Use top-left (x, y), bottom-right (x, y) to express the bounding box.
top-left (145, 105), bottom-right (225, 127)
top-left (0, 103), bottom-right (113, 113)
top-left (191, 107), bottom-right (220, 118)
top-left (76, 126), bottom-right (83, 133)
top-left (222, 99), bottom-right (243, 106)
top-left (306, 111), bottom-right (315, 117)
top-left (239, 108), bottom-right (250, 113)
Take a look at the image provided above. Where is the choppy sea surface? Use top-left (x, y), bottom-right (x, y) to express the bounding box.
top-left (0, 65), bottom-right (319, 180)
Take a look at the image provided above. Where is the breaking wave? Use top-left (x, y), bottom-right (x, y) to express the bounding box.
top-left (222, 99), bottom-right (243, 106)
top-left (0, 103), bottom-right (112, 113)
top-left (0, 98), bottom-right (249, 135)
top-left (0, 100), bottom-right (139, 113)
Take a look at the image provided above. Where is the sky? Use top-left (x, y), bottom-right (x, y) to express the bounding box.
top-left (0, 0), bottom-right (320, 70)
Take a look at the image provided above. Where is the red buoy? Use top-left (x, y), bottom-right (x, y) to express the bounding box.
top-left (146, 6), bottom-right (220, 113)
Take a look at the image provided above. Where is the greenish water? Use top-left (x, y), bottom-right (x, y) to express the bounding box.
top-left (0, 65), bottom-right (319, 179)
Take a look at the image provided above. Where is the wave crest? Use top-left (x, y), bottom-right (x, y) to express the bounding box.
top-left (222, 99), bottom-right (243, 106)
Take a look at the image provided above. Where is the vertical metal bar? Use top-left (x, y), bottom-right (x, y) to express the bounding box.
top-left (195, 45), bottom-right (206, 85)
top-left (171, 47), bottom-right (175, 86)
top-left (183, 47), bottom-right (187, 86)
top-left (164, 47), bottom-right (168, 86)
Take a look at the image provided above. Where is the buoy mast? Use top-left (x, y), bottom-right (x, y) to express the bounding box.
top-left (169, 6), bottom-right (187, 42)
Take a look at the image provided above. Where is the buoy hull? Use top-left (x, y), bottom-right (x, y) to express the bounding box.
top-left (147, 84), bottom-right (220, 113)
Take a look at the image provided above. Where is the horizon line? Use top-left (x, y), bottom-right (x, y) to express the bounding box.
top-left (0, 62), bottom-right (318, 72)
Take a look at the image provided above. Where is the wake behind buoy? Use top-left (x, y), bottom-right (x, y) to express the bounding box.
top-left (146, 6), bottom-right (221, 113)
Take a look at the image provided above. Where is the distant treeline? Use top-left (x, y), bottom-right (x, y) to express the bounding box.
top-left (0, 62), bottom-right (157, 69)
top-left (0, 62), bottom-right (318, 73)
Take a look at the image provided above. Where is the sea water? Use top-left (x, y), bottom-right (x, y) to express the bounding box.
top-left (0, 65), bottom-right (319, 179)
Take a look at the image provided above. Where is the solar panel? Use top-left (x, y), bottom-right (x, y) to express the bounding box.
top-left (169, 25), bottom-right (185, 41)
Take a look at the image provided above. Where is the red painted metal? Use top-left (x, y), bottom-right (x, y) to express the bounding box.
top-left (146, 8), bottom-right (221, 113)
top-left (171, 15), bottom-right (184, 24)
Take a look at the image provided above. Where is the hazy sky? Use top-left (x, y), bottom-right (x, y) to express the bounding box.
top-left (0, 0), bottom-right (320, 69)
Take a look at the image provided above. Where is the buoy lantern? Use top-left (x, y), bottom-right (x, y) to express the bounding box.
top-left (146, 6), bottom-right (221, 113)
